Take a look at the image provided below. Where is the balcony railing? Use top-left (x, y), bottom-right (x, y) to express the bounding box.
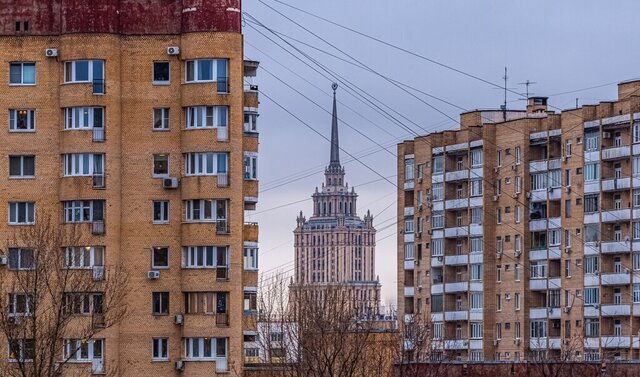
top-left (216, 312), bottom-right (229, 326)
top-left (217, 126), bottom-right (228, 142)
top-left (216, 265), bottom-right (229, 280)
top-left (217, 173), bottom-right (229, 187)
top-left (216, 220), bottom-right (230, 235)
top-left (92, 173), bottom-right (105, 189)
top-left (602, 177), bottom-right (631, 191)
top-left (91, 220), bottom-right (105, 235)
top-left (601, 145), bottom-right (631, 160)
top-left (92, 127), bottom-right (105, 142)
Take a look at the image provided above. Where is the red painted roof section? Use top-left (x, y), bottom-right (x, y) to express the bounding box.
top-left (0, 0), bottom-right (241, 35)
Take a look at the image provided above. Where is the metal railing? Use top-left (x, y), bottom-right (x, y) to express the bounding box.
top-left (92, 173), bottom-right (105, 189)
top-left (91, 220), bottom-right (105, 235)
top-left (92, 127), bottom-right (105, 142)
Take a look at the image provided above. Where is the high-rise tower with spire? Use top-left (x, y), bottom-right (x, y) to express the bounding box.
top-left (291, 84), bottom-right (380, 317)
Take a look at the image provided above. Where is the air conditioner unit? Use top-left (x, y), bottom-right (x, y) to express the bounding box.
top-left (437, 256), bottom-right (443, 262)
top-left (174, 314), bottom-right (184, 325)
top-left (175, 360), bottom-right (185, 371)
top-left (496, 252), bottom-right (502, 259)
top-left (418, 204), bottom-right (423, 211)
top-left (526, 192), bottom-right (531, 199)
top-left (163, 177), bottom-right (179, 189)
top-left (515, 339), bottom-right (521, 346)
top-left (167, 46), bottom-right (180, 55)
top-left (0, 255), bottom-right (7, 265)
top-left (564, 307), bottom-right (571, 313)
top-left (562, 156), bottom-right (567, 162)
top-left (514, 250), bottom-right (521, 258)
top-left (494, 167), bottom-right (499, 173)
top-left (493, 340), bottom-right (499, 346)
top-left (147, 270), bottom-right (160, 280)
top-left (427, 230), bottom-right (432, 235)
top-left (565, 186), bottom-right (571, 193)
top-left (505, 294), bottom-right (511, 300)
top-left (603, 132), bottom-right (611, 139)
top-left (512, 193), bottom-right (519, 198)
top-left (418, 285), bottom-right (423, 290)
top-left (576, 290), bottom-right (582, 297)
top-left (45, 48), bottom-right (58, 57)
top-left (564, 247), bottom-right (571, 254)
top-left (492, 195), bottom-right (499, 202)
top-left (511, 164), bottom-right (516, 171)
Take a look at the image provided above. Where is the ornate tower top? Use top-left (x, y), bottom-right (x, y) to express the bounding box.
top-left (329, 83), bottom-right (340, 168)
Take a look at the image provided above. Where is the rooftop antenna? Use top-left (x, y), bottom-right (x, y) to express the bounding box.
top-left (517, 80), bottom-right (537, 100)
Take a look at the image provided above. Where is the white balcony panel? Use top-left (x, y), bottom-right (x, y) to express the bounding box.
top-left (583, 212), bottom-right (600, 224)
top-left (601, 145), bottom-right (631, 160)
top-left (602, 177), bottom-right (631, 191)
top-left (445, 142), bottom-right (469, 152)
top-left (633, 143), bottom-right (640, 156)
top-left (529, 338), bottom-right (548, 350)
top-left (445, 226), bottom-right (469, 238)
top-left (404, 233), bottom-right (415, 243)
top-left (469, 311), bottom-right (483, 322)
top-left (432, 147), bottom-right (444, 154)
top-left (634, 304), bottom-right (640, 315)
top-left (601, 241), bottom-right (631, 254)
top-left (445, 169), bottom-right (470, 182)
top-left (584, 150), bottom-right (600, 162)
top-left (601, 336), bottom-right (631, 348)
top-left (548, 308), bottom-right (561, 319)
top-left (529, 219), bottom-right (548, 232)
top-left (634, 241), bottom-right (640, 252)
top-left (432, 174), bottom-right (444, 184)
top-left (549, 338), bottom-right (562, 350)
top-left (432, 201), bottom-right (444, 211)
top-left (445, 254), bottom-right (469, 265)
top-left (602, 113), bottom-right (630, 126)
top-left (634, 176), bottom-right (640, 188)
top-left (444, 339), bottom-right (469, 350)
top-left (549, 247), bottom-right (561, 260)
top-left (634, 275), bottom-right (640, 284)
top-left (469, 253), bottom-right (483, 264)
top-left (548, 158), bottom-right (562, 170)
top-left (633, 337), bottom-right (640, 349)
top-left (548, 188), bottom-right (561, 201)
top-left (404, 260), bottom-right (415, 270)
top-left (430, 313), bottom-right (444, 322)
top-left (549, 129), bottom-right (561, 137)
top-left (404, 181), bottom-right (414, 190)
top-left (431, 258), bottom-right (443, 268)
top-left (444, 311), bottom-right (468, 321)
top-left (584, 338), bottom-right (600, 348)
top-left (469, 339), bottom-right (483, 349)
top-left (601, 273), bottom-right (630, 285)
top-left (549, 217), bottom-right (561, 229)
top-left (530, 189), bottom-right (547, 202)
top-left (530, 279), bottom-right (548, 290)
top-left (469, 196), bottom-right (483, 207)
top-left (530, 249), bottom-right (548, 261)
top-left (404, 314), bottom-right (414, 323)
top-left (584, 306), bottom-right (599, 317)
top-left (601, 304), bottom-right (631, 317)
top-left (530, 308), bottom-right (548, 319)
top-left (601, 208), bottom-right (631, 222)
top-left (584, 243), bottom-right (599, 255)
top-left (470, 167), bottom-right (483, 179)
top-left (584, 180), bottom-right (601, 194)
top-left (404, 207), bottom-right (415, 216)
top-left (549, 277), bottom-right (561, 289)
top-left (584, 274), bottom-right (600, 286)
top-left (432, 229), bottom-right (444, 239)
top-left (431, 283), bottom-right (444, 295)
top-left (469, 224), bottom-right (483, 236)
top-left (469, 282), bottom-right (483, 291)
top-left (404, 287), bottom-right (415, 297)
top-left (470, 140), bottom-right (483, 148)
top-left (445, 198), bottom-right (469, 210)
top-left (634, 208), bottom-right (640, 220)
top-left (445, 282), bottom-right (469, 293)
top-left (529, 160), bottom-right (548, 172)
top-left (530, 130), bottom-right (548, 139)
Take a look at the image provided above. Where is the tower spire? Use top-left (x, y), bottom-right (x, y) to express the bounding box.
top-left (329, 83), bottom-right (340, 168)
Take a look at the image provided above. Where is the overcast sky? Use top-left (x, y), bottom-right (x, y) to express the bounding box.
top-left (243, 0), bottom-right (640, 308)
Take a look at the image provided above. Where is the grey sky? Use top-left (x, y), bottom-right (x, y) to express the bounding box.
top-left (243, 0), bottom-right (640, 306)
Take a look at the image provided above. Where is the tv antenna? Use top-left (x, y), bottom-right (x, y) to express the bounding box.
top-left (493, 67), bottom-right (516, 121)
top-left (517, 80), bottom-right (537, 100)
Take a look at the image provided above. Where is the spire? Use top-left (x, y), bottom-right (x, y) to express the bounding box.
top-left (329, 83), bottom-right (340, 168)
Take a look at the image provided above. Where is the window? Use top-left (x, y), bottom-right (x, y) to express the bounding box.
top-left (565, 259), bottom-right (571, 278)
top-left (244, 111), bottom-right (258, 133)
top-left (184, 199), bottom-right (227, 222)
top-left (244, 247), bottom-right (258, 270)
top-left (514, 176), bottom-right (521, 194)
top-left (470, 149), bottom-right (483, 167)
top-left (185, 152), bottom-right (228, 176)
top-left (153, 62), bottom-right (170, 84)
top-left (153, 154), bottom-right (169, 176)
top-left (185, 59), bottom-right (228, 84)
top-left (549, 169), bottom-right (561, 188)
top-left (431, 211), bottom-right (443, 229)
top-left (153, 108), bottom-right (170, 130)
top-left (63, 154), bottom-right (104, 176)
top-left (470, 322), bottom-right (483, 339)
top-left (496, 149), bottom-right (502, 167)
top-left (431, 294), bottom-right (444, 312)
top-left (515, 146), bottom-right (521, 164)
top-left (470, 264), bottom-right (482, 281)
top-left (515, 292), bottom-right (521, 311)
top-left (153, 201), bottom-right (169, 224)
top-left (634, 122), bottom-right (640, 143)
top-left (530, 261), bottom-right (547, 278)
top-left (634, 253), bottom-right (640, 270)
top-left (244, 153), bottom-right (258, 180)
top-left (8, 202), bottom-right (34, 224)
top-left (404, 243), bottom-right (414, 260)
top-left (496, 265), bottom-right (502, 283)
top-left (531, 173), bottom-right (547, 190)
top-left (496, 294), bottom-right (502, 311)
top-left (64, 60), bottom-right (104, 83)
top-left (470, 237), bottom-right (483, 253)
top-left (152, 292), bottom-right (169, 315)
top-left (432, 182), bottom-right (444, 200)
top-left (404, 158), bottom-right (414, 182)
top-left (584, 163), bottom-right (600, 181)
top-left (152, 247), bottom-right (169, 269)
top-left (470, 207), bottom-right (483, 225)
top-left (63, 339), bottom-right (103, 362)
top-left (584, 195), bottom-right (599, 213)
top-left (548, 229), bottom-right (561, 246)
top-left (152, 338), bottom-right (169, 361)
top-left (9, 156), bottom-right (34, 178)
top-left (244, 291), bottom-right (257, 312)
top-left (63, 293), bottom-right (103, 315)
top-left (470, 179), bottom-right (483, 196)
top-left (9, 293), bottom-right (33, 316)
top-left (184, 337), bottom-right (227, 360)
top-left (496, 208), bottom-right (502, 224)
top-left (9, 109), bottom-right (35, 131)
top-left (432, 322), bottom-right (443, 339)
top-left (515, 235), bottom-right (522, 254)
top-left (185, 106), bottom-right (228, 129)
top-left (495, 179), bottom-right (501, 195)
top-left (584, 224), bottom-right (599, 243)
top-left (585, 131), bottom-right (599, 151)
top-left (63, 200), bottom-right (104, 222)
top-left (565, 140), bottom-right (572, 157)
top-left (64, 107), bottom-right (104, 130)
top-left (585, 319), bottom-right (600, 337)
top-left (64, 246), bottom-right (104, 268)
top-left (584, 256), bottom-right (599, 274)
top-left (432, 155), bottom-right (444, 174)
top-left (515, 264), bottom-right (522, 281)
top-left (184, 292), bottom-right (227, 315)
top-left (9, 62), bottom-right (35, 85)
top-left (530, 320), bottom-right (547, 338)
top-left (634, 156), bottom-right (640, 176)
top-left (405, 217), bottom-right (414, 234)
top-left (8, 339), bottom-right (35, 362)
top-left (183, 246), bottom-right (227, 269)
top-left (431, 239), bottom-right (443, 257)
top-left (470, 292), bottom-right (483, 310)
top-left (565, 199), bottom-right (571, 218)
top-left (634, 284), bottom-right (640, 303)
top-left (584, 287), bottom-right (599, 305)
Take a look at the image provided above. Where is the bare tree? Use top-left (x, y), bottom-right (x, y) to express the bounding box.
top-left (0, 213), bottom-right (128, 377)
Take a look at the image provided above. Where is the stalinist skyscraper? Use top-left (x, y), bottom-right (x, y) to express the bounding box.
top-left (291, 84), bottom-right (380, 316)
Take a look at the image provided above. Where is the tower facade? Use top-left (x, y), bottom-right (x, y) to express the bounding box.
top-left (292, 85), bottom-right (380, 316)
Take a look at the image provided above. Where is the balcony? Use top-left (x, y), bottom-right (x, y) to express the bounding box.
top-left (601, 336), bottom-right (631, 348)
top-left (444, 254), bottom-right (468, 265)
top-left (404, 232), bottom-right (415, 243)
top-left (244, 222), bottom-right (258, 242)
top-left (92, 127), bottom-right (105, 142)
top-left (469, 224), bottom-right (483, 236)
top-left (404, 260), bottom-right (415, 270)
top-left (431, 283), bottom-right (444, 295)
top-left (404, 180), bottom-right (414, 191)
top-left (584, 212), bottom-right (600, 224)
top-left (529, 160), bottom-right (549, 172)
top-left (601, 272), bottom-right (631, 285)
top-left (601, 240), bottom-right (631, 254)
top-left (529, 219), bottom-right (548, 232)
top-left (444, 311), bottom-right (468, 321)
top-left (530, 277), bottom-right (560, 291)
top-left (404, 207), bottom-right (414, 216)
top-left (529, 338), bottom-right (548, 350)
top-left (444, 281), bottom-right (469, 293)
top-left (602, 177), bottom-right (631, 192)
top-left (584, 180), bottom-right (601, 193)
top-left (444, 226), bottom-right (468, 238)
top-left (529, 189), bottom-right (547, 202)
top-left (601, 304), bottom-right (631, 317)
top-left (584, 274), bottom-right (600, 286)
top-left (404, 286), bottom-right (415, 297)
top-left (445, 198), bottom-right (469, 210)
top-left (601, 145), bottom-right (631, 160)
top-left (445, 169), bottom-right (469, 182)
top-left (549, 338), bottom-right (562, 350)
top-left (443, 339), bottom-right (469, 349)
top-left (530, 308), bottom-right (549, 319)
top-left (601, 208), bottom-right (631, 222)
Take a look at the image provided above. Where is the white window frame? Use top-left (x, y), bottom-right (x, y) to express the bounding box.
top-left (152, 338), bottom-right (169, 361)
top-left (153, 108), bottom-right (170, 130)
top-left (431, 239), bottom-right (444, 257)
top-left (184, 199), bottom-right (227, 222)
top-left (244, 247), bottom-right (258, 270)
top-left (470, 292), bottom-right (483, 310)
top-left (185, 106), bottom-right (228, 129)
top-left (9, 109), bottom-right (35, 132)
top-left (64, 107), bottom-right (104, 130)
top-left (244, 152), bottom-right (258, 180)
top-left (8, 202), bottom-right (35, 225)
top-left (63, 154), bottom-right (104, 176)
top-left (64, 60), bottom-right (104, 84)
top-left (64, 246), bottom-right (104, 269)
top-left (63, 200), bottom-right (103, 223)
top-left (9, 155), bottom-right (35, 178)
top-left (9, 62), bottom-right (36, 85)
top-left (185, 59), bottom-right (221, 83)
top-left (63, 338), bottom-right (103, 363)
top-left (183, 246), bottom-right (227, 269)
top-left (9, 293), bottom-right (33, 316)
top-left (185, 152), bottom-right (227, 176)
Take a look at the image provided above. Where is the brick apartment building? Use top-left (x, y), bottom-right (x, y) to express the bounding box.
top-left (0, 1), bottom-right (259, 375)
top-left (398, 80), bottom-right (640, 362)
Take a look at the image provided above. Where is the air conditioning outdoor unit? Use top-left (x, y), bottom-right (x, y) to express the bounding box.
top-left (0, 255), bottom-right (7, 265)
top-left (564, 307), bottom-right (571, 313)
top-left (175, 314), bottom-right (184, 325)
top-left (167, 46), bottom-right (180, 55)
top-left (511, 164), bottom-right (516, 171)
top-left (564, 247), bottom-right (571, 254)
top-left (163, 177), bottom-right (179, 189)
top-left (494, 167), bottom-right (499, 173)
top-left (565, 186), bottom-right (571, 193)
top-left (175, 360), bottom-right (185, 371)
top-left (526, 192), bottom-right (531, 198)
top-left (514, 251), bottom-right (521, 258)
top-left (492, 195), bottom-right (499, 202)
top-left (45, 48), bottom-right (58, 57)
top-left (147, 270), bottom-right (160, 280)
top-left (496, 252), bottom-right (502, 259)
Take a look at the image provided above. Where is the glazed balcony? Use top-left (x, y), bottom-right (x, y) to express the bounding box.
top-left (601, 145), bottom-right (631, 160)
top-left (244, 222), bottom-right (259, 243)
